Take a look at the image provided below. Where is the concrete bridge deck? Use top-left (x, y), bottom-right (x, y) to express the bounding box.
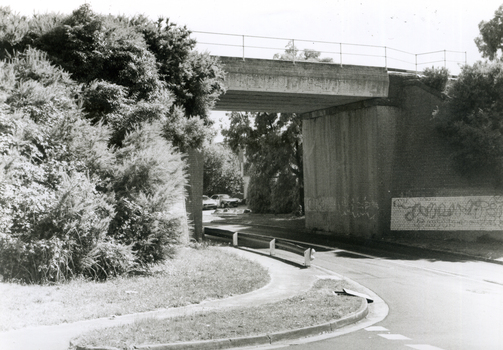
top-left (213, 56), bottom-right (390, 114)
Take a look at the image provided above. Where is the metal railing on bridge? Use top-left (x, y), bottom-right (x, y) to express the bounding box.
top-left (192, 31), bottom-right (466, 75)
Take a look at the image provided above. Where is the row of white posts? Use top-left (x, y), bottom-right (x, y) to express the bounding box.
top-left (232, 232), bottom-right (315, 267)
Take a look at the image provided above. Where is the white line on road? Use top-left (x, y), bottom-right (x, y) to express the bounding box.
top-left (406, 345), bottom-right (446, 350)
top-left (365, 326), bottom-right (389, 331)
top-left (378, 334), bottom-right (411, 340)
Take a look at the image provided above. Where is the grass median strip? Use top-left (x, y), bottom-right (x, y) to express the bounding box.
top-left (72, 279), bottom-right (363, 349)
top-left (0, 245), bottom-right (270, 331)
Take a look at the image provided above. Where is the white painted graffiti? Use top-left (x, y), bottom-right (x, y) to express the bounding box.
top-left (391, 196), bottom-right (503, 231)
top-left (305, 196), bottom-right (379, 220)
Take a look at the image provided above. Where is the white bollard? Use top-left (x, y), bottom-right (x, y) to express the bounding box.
top-left (304, 248), bottom-right (315, 267)
top-left (270, 239), bottom-right (276, 256)
top-left (233, 232), bottom-right (238, 246)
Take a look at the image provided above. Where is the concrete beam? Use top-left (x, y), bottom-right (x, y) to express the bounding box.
top-left (214, 56), bottom-right (389, 114)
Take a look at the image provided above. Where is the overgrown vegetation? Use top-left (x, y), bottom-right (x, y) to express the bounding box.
top-left (0, 5), bottom-right (225, 284)
top-left (420, 66), bottom-right (449, 92)
top-left (434, 4), bottom-right (503, 183)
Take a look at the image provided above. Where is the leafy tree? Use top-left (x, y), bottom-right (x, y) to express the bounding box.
top-left (0, 4), bottom-right (226, 150)
top-left (222, 43), bottom-right (329, 214)
top-left (435, 61), bottom-right (503, 181)
top-left (136, 16), bottom-right (225, 119)
top-left (434, 4), bottom-right (503, 183)
top-left (222, 112), bottom-right (303, 214)
top-left (203, 143), bottom-right (243, 196)
top-left (475, 5), bottom-right (503, 61)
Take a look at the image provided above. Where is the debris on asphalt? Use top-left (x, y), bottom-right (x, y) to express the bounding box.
top-left (333, 288), bottom-right (374, 303)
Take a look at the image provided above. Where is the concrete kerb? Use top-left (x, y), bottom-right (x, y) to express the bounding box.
top-left (77, 299), bottom-right (368, 350)
top-left (73, 245), bottom-right (371, 350)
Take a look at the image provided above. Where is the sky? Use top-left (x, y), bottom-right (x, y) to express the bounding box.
top-left (8, 0), bottom-right (503, 64)
top-left (6, 0), bottom-right (503, 139)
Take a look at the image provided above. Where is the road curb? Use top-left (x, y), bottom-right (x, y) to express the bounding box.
top-left (76, 298), bottom-right (368, 350)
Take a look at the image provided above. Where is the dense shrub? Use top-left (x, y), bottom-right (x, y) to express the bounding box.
top-left (81, 239), bottom-right (136, 280)
top-left (0, 172), bottom-right (117, 283)
top-left (434, 61), bottom-right (503, 181)
top-left (0, 236), bottom-right (73, 283)
top-left (0, 4), bottom-right (222, 283)
top-left (420, 66), bottom-right (450, 92)
top-left (109, 125), bottom-right (187, 264)
top-left (0, 50), bottom-right (187, 283)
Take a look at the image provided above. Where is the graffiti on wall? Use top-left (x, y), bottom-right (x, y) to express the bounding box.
top-left (305, 197), bottom-right (379, 220)
top-left (391, 196), bottom-right (503, 231)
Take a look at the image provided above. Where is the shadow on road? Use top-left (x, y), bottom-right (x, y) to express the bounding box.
top-left (204, 216), bottom-right (503, 265)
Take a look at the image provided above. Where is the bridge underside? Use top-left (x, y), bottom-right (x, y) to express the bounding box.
top-left (213, 56), bottom-right (389, 114)
top-left (214, 91), bottom-right (373, 114)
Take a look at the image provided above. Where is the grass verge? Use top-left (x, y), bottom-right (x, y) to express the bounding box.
top-left (0, 246), bottom-right (270, 331)
top-left (72, 279), bottom-right (362, 349)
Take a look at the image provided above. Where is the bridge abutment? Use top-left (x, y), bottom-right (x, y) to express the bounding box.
top-left (302, 101), bottom-right (399, 239)
top-left (302, 74), bottom-right (503, 240)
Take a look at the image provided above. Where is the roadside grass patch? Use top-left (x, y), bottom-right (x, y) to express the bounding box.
top-left (72, 279), bottom-right (363, 349)
top-left (0, 246), bottom-right (269, 331)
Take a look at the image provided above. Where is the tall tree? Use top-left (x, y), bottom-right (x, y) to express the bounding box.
top-left (222, 112), bottom-right (303, 214)
top-left (475, 4), bottom-right (503, 61)
top-left (221, 43), bottom-right (330, 214)
top-left (203, 143), bottom-right (243, 196)
top-left (0, 4), bottom-right (226, 150)
top-left (435, 4), bottom-right (503, 184)
top-left (435, 61), bottom-right (503, 181)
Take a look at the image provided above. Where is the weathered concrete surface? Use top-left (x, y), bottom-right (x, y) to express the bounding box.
top-left (303, 103), bottom-right (399, 238)
top-left (302, 73), bottom-right (503, 240)
top-left (214, 57), bottom-right (389, 113)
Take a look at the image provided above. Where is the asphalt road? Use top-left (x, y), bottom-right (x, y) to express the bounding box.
top-left (205, 221), bottom-right (503, 350)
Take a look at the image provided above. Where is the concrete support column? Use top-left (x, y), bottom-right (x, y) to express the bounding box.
top-left (302, 103), bottom-right (399, 239)
top-left (185, 148), bottom-right (204, 241)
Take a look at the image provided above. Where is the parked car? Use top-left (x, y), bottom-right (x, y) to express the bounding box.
top-left (202, 195), bottom-right (218, 210)
top-left (210, 194), bottom-right (240, 208)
